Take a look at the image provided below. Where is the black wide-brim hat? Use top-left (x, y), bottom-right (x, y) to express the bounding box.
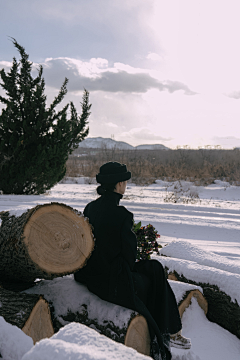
top-left (96, 162), bottom-right (131, 184)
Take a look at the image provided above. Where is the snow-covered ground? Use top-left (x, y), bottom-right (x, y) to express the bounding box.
top-left (0, 179), bottom-right (240, 360)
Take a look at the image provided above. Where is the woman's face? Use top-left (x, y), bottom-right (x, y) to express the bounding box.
top-left (115, 181), bottom-right (127, 195)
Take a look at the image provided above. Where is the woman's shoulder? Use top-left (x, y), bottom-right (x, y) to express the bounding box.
top-left (83, 195), bottom-right (133, 221)
top-left (117, 205), bottom-right (133, 220)
top-left (83, 197), bottom-right (101, 217)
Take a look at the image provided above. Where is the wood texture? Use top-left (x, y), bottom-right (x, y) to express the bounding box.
top-left (168, 272), bottom-right (208, 317)
top-left (22, 298), bottom-right (54, 343)
top-left (178, 289), bottom-right (208, 318)
top-left (125, 315), bottom-right (151, 356)
top-left (0, 288), bottom-right (54, 343)
top-left (0, 203), bottom-right (94, 282)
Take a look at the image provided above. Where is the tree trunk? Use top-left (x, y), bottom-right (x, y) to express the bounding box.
top-left (0, 203), bottom-right (94, 283)
top-left (168, 270), bottom-right (240, 339)
top-left (0, 288), bottom-right (54, 343)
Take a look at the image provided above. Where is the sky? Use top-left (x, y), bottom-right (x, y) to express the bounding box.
top-left (1, 0), bottom-right (240, 149)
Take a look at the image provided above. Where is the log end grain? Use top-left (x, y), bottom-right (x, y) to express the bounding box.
top-left (125, 315), bottom-right (151, 356)
top-left (178, 289), bottom-right (208, 318)
top-left (168, 273), bottom-right (178, 281)
top-left (23, 203), bottom-right (94, 275)
top-left (0, 288), bottom-right (54, 344)
top-left (22, 297), bottom-right (54, 344)
top-left (168, 273), bottom-right (208, 317)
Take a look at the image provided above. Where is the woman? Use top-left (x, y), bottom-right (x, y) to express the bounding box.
top-left (74, 162), bottom-right (191, 360)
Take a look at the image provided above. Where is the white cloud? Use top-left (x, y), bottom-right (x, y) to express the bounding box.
top-left (89, 58), bottom-right (109, 69)
top-left (0, 61), bottom-right (12, 69)
top-left (119, 127), bottom-right (172, 142)
top-left (225, 91), bottom-right (240, 100)
top-left (41, 57), bottom-right (196, 95)
top-left (147, 53), bottom-right (163, 61)
top-left (105, 122), bottom-right (119, 128)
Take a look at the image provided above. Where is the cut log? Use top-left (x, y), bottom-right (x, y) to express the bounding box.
top-left (167, 269), bottom-right (240, 339)
top-left (0, 288), bottom-right (54, 343)
top-left (168, 278), bottom-right (208, 317)
top-left (23, 275), bottom-right (151, 356)
top-left (19, 276), bottom-right (207, 356)
top-left (125, 315), bottom-right (151, 355)
top-left (178, 289), bottom-right (208, 318)
top-left (60, 309), bottom-right (151, 356)
top-left (0, 203), bottom-right (94, 282)
top-left (152, 254), bottom-right (240, 339)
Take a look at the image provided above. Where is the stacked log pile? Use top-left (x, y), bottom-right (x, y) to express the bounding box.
top-left (2, 202), bottom-right (238, 356)
top-left (0, 203), bottom-right (153, 356)
top-left (22, 275), bottom-right (207, 357)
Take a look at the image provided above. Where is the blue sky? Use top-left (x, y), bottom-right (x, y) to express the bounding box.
top-left (1, 0), bottom-right (240, 148)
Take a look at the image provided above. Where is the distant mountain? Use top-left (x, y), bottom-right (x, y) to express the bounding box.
top-left (78, 137), bottom-right (169, 150)
top-left (78, 137), bottom-right (134, 150)
top-left (135, 144), bottom-right (169, 150)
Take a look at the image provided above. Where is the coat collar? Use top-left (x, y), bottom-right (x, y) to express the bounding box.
top-left (103, 190), bottom-right (123, 205)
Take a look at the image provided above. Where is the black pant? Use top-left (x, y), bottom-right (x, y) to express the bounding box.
top-left (132, 260), bottom-right (182, 335)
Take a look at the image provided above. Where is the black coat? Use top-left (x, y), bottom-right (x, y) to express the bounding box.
top-left (74, 191), bottom-right (181, 360)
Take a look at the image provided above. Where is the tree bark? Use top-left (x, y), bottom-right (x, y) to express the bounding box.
top-left (168, 270), bottom-right (240, 339)
top-left (0, 288), bottom-right (54, 343)
top-left (0, 203), bottom-right (94, 283)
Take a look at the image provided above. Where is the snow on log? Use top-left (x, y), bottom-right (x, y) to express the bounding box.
top-left (161, 240), bottom-right (240, 276)
top-left (23, 275), bottom-right (151, 356)
top-left (21, 275), bottom-right (208, 356)
top-left (21, 322), bottom-right (152, 360)
top-left (168, 280), bottom-right (208, 318)
top-left (0, 203), bottom-right (94, 282)
top-left (0, 288), bottom-right (54, 344)
top-left (153, 255), bottom-right (240, 339)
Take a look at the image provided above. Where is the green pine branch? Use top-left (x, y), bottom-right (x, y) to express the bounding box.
top-left (0, 40), bottom-right (92, 194)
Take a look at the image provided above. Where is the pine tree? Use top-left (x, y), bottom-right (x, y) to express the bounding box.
top-left (0, 39), bottom-right (91, 194)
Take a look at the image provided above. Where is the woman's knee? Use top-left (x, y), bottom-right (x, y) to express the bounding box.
top-left (136, 259), bottom-right (165, 277)
top-left (149, 259), bottom-right (166, 276)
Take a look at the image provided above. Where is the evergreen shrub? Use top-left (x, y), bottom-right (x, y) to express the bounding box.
top-left (133, 221), bottom-right (162, 260)
top-left (0, 39), bottom-right (91, 194)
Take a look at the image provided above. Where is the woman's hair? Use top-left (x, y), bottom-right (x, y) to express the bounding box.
top-left (97, 182), bottom-right (118, 195)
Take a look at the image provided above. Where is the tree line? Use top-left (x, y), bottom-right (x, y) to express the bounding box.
top-left (67, 147), bottom-right (240, 185)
